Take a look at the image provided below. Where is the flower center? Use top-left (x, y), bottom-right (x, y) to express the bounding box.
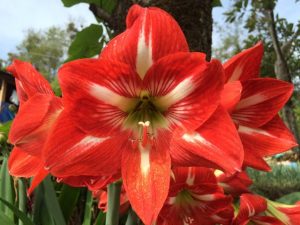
top-left (124, 91), bottom-right (168, 130)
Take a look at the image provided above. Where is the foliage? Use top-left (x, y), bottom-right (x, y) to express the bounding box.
top-left (6, 24), bottom-right (78, 81)
top-left (212, 22), bottom-right (243, 62)
top-left (66, 24), bottom-right (104, 62)
top-left (248, 163), bottom-right (300, 200)
top-left (276, 192), bottom-right (300, 204)
top-left (224, 0), bottom-right (300, 80)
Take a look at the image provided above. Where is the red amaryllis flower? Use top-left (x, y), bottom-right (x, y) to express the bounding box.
top-left (158, 167), bottom-right (233, 225)
top-left (266, 199), bottom-right (300, 225)
top-left (215, 170), bottom-right (252, 196)
top-left (7, 59), bottom-right (63, 194)
top-left (43, 5), bottom-right (243, 225)
top-left (233, 194), bottom-right (283, 225)
top-left (221, 42), bottom-right (297, 170)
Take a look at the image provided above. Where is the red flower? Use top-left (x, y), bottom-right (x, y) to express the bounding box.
top-left (215, 170), bottom-right (252, 196)
top-left (266, 199), bottom-right (300, 225)
top-left (233, 194), bottom-right (283, 225)
top-left (43, 5), bottom-right (243, 224)
top-left (221, 42), bottom-right (297, 170)
top-left (158, 167), bottom-right (233, 225)
top-left (7, 59), bottom-right (63, 194)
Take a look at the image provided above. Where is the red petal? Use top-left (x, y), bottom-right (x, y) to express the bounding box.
top-left (43, 111), bottom-right (127, 177)
top-left (216, 171), bottom-right (252, 196)
top-left (275, 202), bottom-right (300, 225)
top-left (221, 81), bottom-right (242, 113)
top-left (9, 94), bottom-right (63, 156)
top-left (58, 58), bottom-right (141, 137)
top-left (239, 115), bottom-right (297, 170)
top-left (243, 148), bottom-right (271, 171)
top-left (122, 130), bottom-right (171, 225)
top-left (7, 59), bottom-right (53, 104)
top-left (232, 78), bottom-right (293, 127)
top-left (233, 194), bottom-right (267, 225)
top-left (27, 168), bottom-right (48, 196)
top-left (223, 42), bottom-right (263, 82)
top-left (58, 174), bottom-right (119, 191)
top-left (8, 147), bottom-right (43, 177)
top-left (252, 216), bottom-right (283, 225)
top-left (170, 106), bottom-right (243, 174)
top-left (100, 4), bottom-right (189, 79)
top-left (144, 53), bottom-right (223, 131)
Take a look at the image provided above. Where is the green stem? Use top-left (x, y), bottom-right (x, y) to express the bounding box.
top-left (105, 182), bottom-right (122, 225)
top-left (18, 179), bottom-right (26, 225)
top-left (125, 208), bottom-right (138, 225)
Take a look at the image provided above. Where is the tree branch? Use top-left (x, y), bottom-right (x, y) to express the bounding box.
top-left (89, 3), bottom-right (114, 25)
top-left (264, 8), bottom-right (291, 81)
top-left (281, 26), bottom-right (300, 57)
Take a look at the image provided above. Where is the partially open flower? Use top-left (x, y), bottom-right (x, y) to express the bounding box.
top-left (158, 167), bottom-right (233, 225)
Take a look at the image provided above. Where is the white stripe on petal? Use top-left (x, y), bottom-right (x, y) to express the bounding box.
top-left (193, 194), bottom-right (215, 201)
top-left (186, 167), bottom-right (195, 186)
top-left (73, 136), bottom-right (109, 149)
top-left (182, 132), bottom-right (219, 151)
top-left (155, 77), bottom-right (195, 110)
top-left (89, 83), bottom-right (134, 111)
top-left (228, 64), bottom-right (244, 82)
top-left (136, 13), bottom-right (153, 79)
top-left (238, 126), bottom-right (275, 137)
top-left (236, 93), bottom-right (266, 110)
top-left (139, 143), bottom-right (150, 176)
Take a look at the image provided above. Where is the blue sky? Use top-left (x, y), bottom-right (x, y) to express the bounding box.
top-left (0, 0), bottom-right (299, 60)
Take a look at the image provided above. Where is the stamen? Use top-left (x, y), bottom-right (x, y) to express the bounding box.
top-left (138, 121), bottom-right (150, 147)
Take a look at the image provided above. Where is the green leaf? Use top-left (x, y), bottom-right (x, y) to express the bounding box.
top-left (0, 157), bottom-right (14, 219)
top-left (62, 0), bottom-right (117, 13)
top-left (82, 190), bottom-right (93, 225)
top-left (43, 177), bottom-right (66, 225)
top-left (32, 181), bottom-right (55, 225)
top-left (0, 198), bottom-right (34, 225)
top-left (0, 121), bottom-right (12, 144)
top-left (276, 192), bottom-right (300, 204)
top-left (58, 184), bottom-right (81, 221)
top-left (94, 211), bottom-right (106, 225)
top-left (66, 24), bottom-right (104, 62)
top-left (0, 211), bottom-right (15, 225)
top-left (0, 120), bottom-right (12, 136)
top-left (62, 0), bottom-right (101, 7)
top-left (212, 0), bottom-right (222, 7)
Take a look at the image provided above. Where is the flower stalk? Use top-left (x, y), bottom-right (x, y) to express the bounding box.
top-left (105, 181), bottom-right (122, 225)
top-left (125, 208), bottom-right (138, 225)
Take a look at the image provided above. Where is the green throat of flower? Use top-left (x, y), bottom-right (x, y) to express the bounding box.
top-left (123, 91), bottom-right (168, 131)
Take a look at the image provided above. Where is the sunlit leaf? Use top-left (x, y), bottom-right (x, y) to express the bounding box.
top-left (66, 24), bottom-right (103, 62)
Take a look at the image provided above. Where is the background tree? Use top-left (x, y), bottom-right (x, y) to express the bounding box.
top-left (6, 23), bottom-right (79, 95)
top-left (62, 0), bottom-right (220, 60)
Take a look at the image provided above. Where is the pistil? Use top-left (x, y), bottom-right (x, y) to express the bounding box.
top-left (138, 121), bottom-right (150, 147)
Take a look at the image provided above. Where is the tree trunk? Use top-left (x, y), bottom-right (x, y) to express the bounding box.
top-left (89, 0), bottom-right (213, 59)
top-left (265, 9), bottom-right (300, 152)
